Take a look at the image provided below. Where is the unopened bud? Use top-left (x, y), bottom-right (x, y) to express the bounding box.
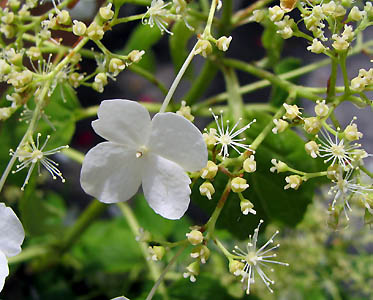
top-left (231, 177), bottom-right (249, 193)
top-left (200, 161), bottom-right (218, 179)
top-left (199, 181), bottom-right (215, 200)
top-left (186, 230), bottom-right (203, 245)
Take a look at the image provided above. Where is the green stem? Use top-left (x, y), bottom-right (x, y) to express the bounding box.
top-left (111, 13), bottom-right (145, 26)
top-left (159, 43), bottom-right (197, 113)
top-left (232, 0), bottom-right (273, 26)
top-left (327, 59), bottom-right (338, 101)
top-left (118, 202), bottom-right (168, 300)
top-left (339, 52), bottom-right (351, 95)
top-left (214, 238), bottom-right (235, 259)
top-left (145, 246), bottom-right (186, 300)
top-left (202, 0), bottom-right (219, 38)
top-left (360, 166), bottom-right (373, 179)
top-left (222, 66), bottom-right (244, 120)
top-left (8, 245), bottom-right (49, 265)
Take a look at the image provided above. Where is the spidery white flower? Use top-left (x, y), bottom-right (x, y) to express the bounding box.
top-left (329, 169), bottom-right (373, 220)
top-left (80, 100), bottom-right (207, 219)
top-left (317, 129), bottom-right (361, 170)
top-left (11, 133), bottom-right (68, 190)
top-left (233, 220), bottom-right (288, 294)
top-left (209, 109), bottom-right (256, 159)
top-left (142, 0), bottom-right (175, 35)
top-left (0, 203), bottom-right (25, 292)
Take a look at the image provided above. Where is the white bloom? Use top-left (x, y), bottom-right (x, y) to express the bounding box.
top-left (0, 203), bottom-right (25, 292)
top-left (80, 100), bottom-right (207, 219)
top-left (209, 109), bottom-right (256, 159)
top-left (307, 39), bottom-right (326, 54)
top-left (142, 0), bottom-right (175, 35)
top-left (233, 220), bottom-right (288, 294)
top-left (11, 134), bottom-right (68, 191)
top-left (317, 129), bottom-right (361, 170)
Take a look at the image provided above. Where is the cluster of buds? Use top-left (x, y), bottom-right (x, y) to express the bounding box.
top-left (350, 68), bottom-right (373, 92)
top-left (194, 35), bottom-right (232, 58)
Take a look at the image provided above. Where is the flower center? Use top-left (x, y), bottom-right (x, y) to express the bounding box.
top-left (331, 144), bottom-right (345, 157)
top-left (136, 145), bottom-right (148, 158)
top-left (31, 149), bottom-right (43, 162)
top-left (219, 134), bottom-right (232, 146)
top-left (246, 251), bottom-right (258, 265)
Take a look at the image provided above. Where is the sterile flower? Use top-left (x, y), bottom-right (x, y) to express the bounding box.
top-left (209, 109), bottom-right (256, 159)
top-left (0, 203), bottom-right (25, 292)
top-left (80, 100), bottom-right (207, 219)
top-left (232, 220), bottom-right (288, 294)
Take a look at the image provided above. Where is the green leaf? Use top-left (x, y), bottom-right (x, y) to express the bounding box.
top-left (193, 111), bottom-right (317, 239)
top-left (169, 20), bottom-right (194, 77)
top-left (120, 24), bottom-right (163, 72)
top-left (71, 218), bottom-right (144, 273)
top-left (271, 57), bottom-right (301, 107)
top-left (261, 21), bottom-right (284, 67)
top-left (19, 187), bottom-right (67, 237)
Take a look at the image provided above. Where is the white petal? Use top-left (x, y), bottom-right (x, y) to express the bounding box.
top-left (80, 142), bottom-right (143, 203)
top-left (0, 251), bottom-right (9, 292)
top-left (149, 113), bottom-right (207, 172)
top-left (0, 203), bottom-right (24, 257)
top-left (142, 154), bottom-right (191, 220)
top-left (92, 99), bottom-right (151, 147)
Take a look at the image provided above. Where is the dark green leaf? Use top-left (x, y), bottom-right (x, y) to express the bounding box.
top-left (261, 21), bottom-right (284, 67)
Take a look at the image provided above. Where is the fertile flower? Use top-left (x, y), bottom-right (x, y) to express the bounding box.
top-left (317, 129), bottom-right (361, 170)
top-left (80, 100), bottom-right (207, 219)
top-left (209, 109), bottom-right (256, 159)
top-left (142, 0), bottom-right (175, 35)
top-left (232, 220), bottom-right (288, 294)
top-left (328, 169), bottom-right (373, 220)
top-left (0, 203), bottom-right (25, 292)
top-left (11, 134), bottom-right (68, 191)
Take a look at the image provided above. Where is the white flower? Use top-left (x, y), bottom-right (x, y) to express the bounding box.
top-left (317, 129), bottom-right (361, 170)
top-left (142, 0), bottom-right (175, 35)
top-left (328, 169), bottom-right (373, 220)
top-left (209, 109), bottom-right (256, 159)
top-left (11, 134), bottom-right (68, 191)
top-left (232, 220), bottom-right (288, 294)
top-left (0, 203), bottom-right (25, 292)
top-left (80, 100), bottom-right (207, 219)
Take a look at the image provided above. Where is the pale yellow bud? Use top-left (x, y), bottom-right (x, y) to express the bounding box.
top-left (87, 21), bottom-right (104, 40)
top-left (183, 261), bottom-right (200, 282)
top-left (195, 39), bottom-right (212, 58)
top-left (216, 36), bottom-right (232, 52)
top-left (272, 118), bottom-right (288, 134)
top-left (344, 122), bottom-right (363, 141)
top-left (176, 100), bottom-right (194, 122)
top-left (240, 199), bottom-right (256, 215)
top-left (199, 181), bottom-right (215, 200)
top-left (203, 128), bottom-right (217, 146)
top-left (283, 103), bottom-right (301, 120)
top-left (26, 46), bottom-right (41, 60)
top-left (243, 155), bottom-right (256, 173)
top-left (190, 245), bottom-right (210, 264)
top-left (304, 117), bottom-right (321, 134)
top-left (57, 10), bottom-right (71, 25)
top-left (200, 161), bottom-right (218, 179)
top-left (128, 50), bottom-right (145, 63)
top-left (186, 230), bottom-right (204, 245)
top-left (270, 159), bottom-right (288, 173)
top-left (229, 260), bottom-right (244, 276)
top-left (69, 72), bottom-right (84, 88)
top-left (109, 58), bottom-right (126, 76)
top-left (72, 20), bottom-right (87, 36)
top-left (148, 246), bottom-right (165, 261)
top-left (268, 5), bottom-right (285, 22)
top-left (231, 177), bottom-right (249, 193)
top-left (284, 175), bottom-right (302, 190)
top-left (305, 141), bottom-right (319, 158)
top-left (314, 100), bottom-right (329, 117)
top-left (100, 3), bottom-right (114, 20)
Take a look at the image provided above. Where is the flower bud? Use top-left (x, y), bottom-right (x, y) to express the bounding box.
top-left (268, 5), bottom-right (285, 22)
top-left (183, 261), bottom-right (200, 282)
top-left (307, 39), bottom-right (326, 54)
top-left (344, 122), bottom-right (363, 141)
top-left (303, 117), bottom-right (321, 134)
top-left (128, 50), bottom-right (145, 63)
top-left (57, 10), bottom-right (71, 25)
top-left (186, 230), bottom-right (203, 245)
top-left (305, 141), bottom-right (319, 158)
top-left (199, 181), bottom-right (215, 200)
top-left (100, 3), bottom-right (114, 20)
top-left (200, 161), bottom-right (218, 179)
top-left (0, 59), bottom-right (11, 75)
top-left (216, 36), bottom-right (232, 52)
top-left (92, 72), bottom-right (107, 93)
top-left (72, 20), bottom-right (87, 36)
top-left (283, 103), bottom-right (301, 120)
top-left (87, 21), bottom-right (104, 40)
top-left (314, 100), bottom-right (329, 117)
top-left (280, 0), bottom-right (297, 12)
top-left (240, 199), bottom-right (256, 215)
top-left (270, 159), bottom-right (288, 173)
top-left (327, 164), bottom-right (339, 181)
top-left (229, 260), bottom-right (244, 276)
top-left (203, 128), bottom-right (217, 146)
top-left (26, 46), bottom-right (41, 60)
top-left (176, 100), bottom-right (194, 122)
top-left (284, 175), bottom-right (302, 190)
top-left (243, 155), bottom-right (256, 173)
top-left (348, 6), bottom-right (365, 22)
top-left (69, 72), bottom-right (84, 88)
top-left (109, 58), bottom-right (126, 76)
top-left (148, 246), bottom-right (165, 261)
top-left (272, 118), bottom-right (288, 134)
top-left (0, 107), bottom-right (13, 121)
top-left (231, 177), bottom-right (249, 193)
top-left (195, 39), bottom-right (212, 58)
top-left (1, 9), bottom-right (14, 24)
top-left (191, 245), bottom-right (210, 264)
top-left (249, 9), bottom-right (265, 22)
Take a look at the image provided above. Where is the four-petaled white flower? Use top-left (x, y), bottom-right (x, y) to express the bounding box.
top-left (80, 100), bottom-right (207, 219)
top-left (233, 220), bottom-right (288, 294)
top-left (0, 203), bottom-right (25, 292)
top-left (142, 0), bottom-right (175, 35)
top-left (209, 109), bottom-right (256, 159)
